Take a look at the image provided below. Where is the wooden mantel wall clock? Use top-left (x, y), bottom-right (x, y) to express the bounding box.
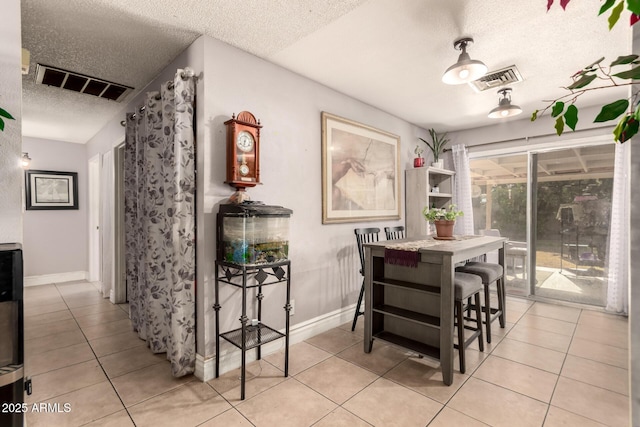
top-left (224, 111), bottom-right (261, 202)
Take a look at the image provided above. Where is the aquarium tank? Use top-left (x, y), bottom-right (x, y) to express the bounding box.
top-left (217, 202), bottom-right (293, 265)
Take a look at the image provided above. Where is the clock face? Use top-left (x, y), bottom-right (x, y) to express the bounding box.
top-left (236, 131), bottom-right (254, 153)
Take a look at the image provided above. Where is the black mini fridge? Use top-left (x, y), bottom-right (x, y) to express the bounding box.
top-left (0, 244), bottom-right (24, 427)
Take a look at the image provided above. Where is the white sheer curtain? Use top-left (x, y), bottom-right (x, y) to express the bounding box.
top-left (606, 142), bottom-right (629, 315)
top-left (451, 144), bottom-right (475, 235)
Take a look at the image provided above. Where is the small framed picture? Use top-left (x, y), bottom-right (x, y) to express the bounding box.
top-left (25, 170), bottom-right (79, 210)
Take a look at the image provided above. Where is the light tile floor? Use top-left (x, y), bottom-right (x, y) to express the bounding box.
top-left (22, 281), bottom-right (629, 426)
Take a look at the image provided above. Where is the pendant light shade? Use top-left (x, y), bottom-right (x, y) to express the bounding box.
top-left (442, 37), bottom-right (487, 85)
top-left (488, 88), bottom-right (522, 119)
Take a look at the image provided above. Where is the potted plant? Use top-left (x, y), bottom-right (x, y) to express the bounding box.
top-left (419, 128), bottom-right (450, 169)
top-left (422, 204), bottom-right (463, 238)
top-left (413, 145), bottom-right (425, 167)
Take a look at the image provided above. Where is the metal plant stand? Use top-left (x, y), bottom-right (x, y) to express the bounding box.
top-left (214, 259), bottom-right (291, 400)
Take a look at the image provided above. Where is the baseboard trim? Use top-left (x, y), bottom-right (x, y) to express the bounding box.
top-left (194, 303), bottom-right (356, 382)
top-left (24, 271), bottom-right (89, 287)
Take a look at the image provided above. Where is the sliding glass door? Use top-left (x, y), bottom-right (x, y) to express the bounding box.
top-left (532, 146), bottom-right (614, 306)
top-left (470, 154), bottom-right (529, 295)
top-left (470, 143), bottom-right (615, 307)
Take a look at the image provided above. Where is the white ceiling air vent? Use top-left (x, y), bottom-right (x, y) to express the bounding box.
top-left (35, 64), bottom-right (133, 102)
top-left (468, 65), bottom-right (523, 92)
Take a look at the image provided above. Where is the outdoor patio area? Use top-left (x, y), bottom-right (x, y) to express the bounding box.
top-left (505, 254), bottom-right (606, 307)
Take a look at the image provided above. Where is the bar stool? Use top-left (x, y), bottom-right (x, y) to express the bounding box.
top-left (454, 272), bottom-right (484, 373)
top-left (456, 262), bottom-right (505, 343)
top-left (384, 225), bottom-right (405, 240)
top-left (352, 228), bottom-right (380, 331)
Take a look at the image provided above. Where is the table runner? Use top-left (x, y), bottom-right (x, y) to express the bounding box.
top-left (384, 236), bottom-right (479, 267)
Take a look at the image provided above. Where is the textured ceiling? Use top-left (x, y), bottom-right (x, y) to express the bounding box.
top-left (21, 0), bottom-right (632, 144)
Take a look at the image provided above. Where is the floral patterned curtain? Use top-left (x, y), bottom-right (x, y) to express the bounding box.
top-left (124, 70), bottom-right (196, 377)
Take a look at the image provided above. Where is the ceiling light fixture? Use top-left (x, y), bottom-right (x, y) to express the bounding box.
top-left (21, 152), bottom-right (32, 169)
top-left (488, 88), bottom-right (522, 119)
top-left (442, 37), bottom-right (488, 85)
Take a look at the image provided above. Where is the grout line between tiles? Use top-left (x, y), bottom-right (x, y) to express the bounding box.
top-left (194, 406), bottom-right (255, 427)
top-left (426, 406), bottom-right (491, 427)
top-left (313, 404), bottom-right (371, 427)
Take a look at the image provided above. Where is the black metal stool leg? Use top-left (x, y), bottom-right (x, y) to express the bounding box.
top-left (455, 300), bottom-right (465, 374)
top-left (475, 293), bottom-right (484, 352)
top-left (351, 279), bottom-right (365, 331)
top-left (484, 284), bottom-right (492, 343)
top-left (497, 278), bottom-right (506, 327)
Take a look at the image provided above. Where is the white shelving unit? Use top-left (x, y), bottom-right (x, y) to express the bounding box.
top-left (405, 167), bottom-right (456, 237)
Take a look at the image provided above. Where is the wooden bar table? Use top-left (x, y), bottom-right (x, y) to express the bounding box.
top-left (363, 235), bottom-right (507, 385)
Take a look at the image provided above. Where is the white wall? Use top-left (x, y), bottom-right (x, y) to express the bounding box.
top-left (197, 36), bottom-right (419, 357)
top-left (0, 0), bottom-right (23, 244)
top-left (21, 137), bottom-right (88, 277)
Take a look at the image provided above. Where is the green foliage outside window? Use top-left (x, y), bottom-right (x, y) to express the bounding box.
top-left (472, 179), bottom-right (613, 242)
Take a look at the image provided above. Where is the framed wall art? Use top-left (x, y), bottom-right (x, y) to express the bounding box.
top-left (25, 170), bottom-right (79, 210)
top-left (321, 112), bottom-right (400, 224)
